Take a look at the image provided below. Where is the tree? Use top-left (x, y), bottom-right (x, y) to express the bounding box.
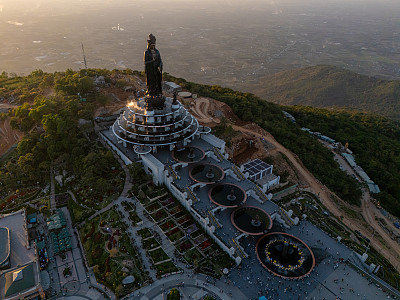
top-left (167, 288), bottom-right (180, 300)
top-left (97, 93), bottom-right (112, 109)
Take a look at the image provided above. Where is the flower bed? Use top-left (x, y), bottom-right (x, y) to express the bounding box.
top-left (160, 219), bottom-right (176, 232)
top-left (151, 209), bottom-right (167, 221)
top-left (142, 237), bottom-right (159, 250)
top-left (155, 260), bottom-right (178, 277)
top-left (177, 241), bottom-right (193, 253)
top-left (128, 210), bottom-right (141, 224)
top-left (146, 202), bottom-right (161, 213)
top-left (137, 228), bottom-right (152, 239)
top-left (149, 247), bottom-right (169, 263)
top-left (160, 197), bottom-right (175, 207)
top-left (199, 240), bottom-right (212, 250)
top-left (176, 215), bottom-right (190, 225)
top-left (167, 228), bottom-right (184, 243)
top-left (194, 235), bottom-right (207, 245)
top-left (173, 211), bottom-right (186, 219)
top-left (184, 248), bottom-right (203, 265)
top-left (168, 205), bottom-right (183, 215)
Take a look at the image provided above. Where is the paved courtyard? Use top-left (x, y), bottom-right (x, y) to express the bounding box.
top-left (100, 129), bottom-right (399, 299)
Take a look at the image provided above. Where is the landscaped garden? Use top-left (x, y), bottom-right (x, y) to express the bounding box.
top-left (79, 208), bottom-right (149, 297)
top-left (128, 162), bottom-right (235, 277)
top-left (0, 187), bottom-right (44, 213)
top-left (142, 191), bottom-right (234, 277)
top-left (137, 228), bottom-right (179, 278)
top-left (122, 201), bottom-right (142, 225)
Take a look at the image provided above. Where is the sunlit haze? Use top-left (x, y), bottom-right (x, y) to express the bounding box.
top-left (1, 0), bottom-right (399, 96)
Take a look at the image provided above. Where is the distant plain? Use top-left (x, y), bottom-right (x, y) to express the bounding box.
top-left (1, 0), bottom-right (399, 99)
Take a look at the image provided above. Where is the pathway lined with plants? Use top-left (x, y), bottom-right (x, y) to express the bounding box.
top-left (116, 198), bottom-right (158, 281)
top-left (117, 196), bottom-right (189, 275)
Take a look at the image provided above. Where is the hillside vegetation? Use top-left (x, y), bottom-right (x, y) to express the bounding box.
top-left (285, 106), bottom-right (400, 216)
top-left (165, 73), bottom-right (362, 208)
top-left (258, 65), bottom-right (400, 120)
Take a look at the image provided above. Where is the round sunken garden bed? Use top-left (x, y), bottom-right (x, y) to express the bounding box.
top-left (208, 183), bottom-right (247, 208)
top-left (256, 232), bottom-right (315, 279)
top-left (189, 163), bottom-right (224, 184)
top-left (231, 206), bottom-right (272, 235)
top-left (172, 146), bottom-right (205, 163)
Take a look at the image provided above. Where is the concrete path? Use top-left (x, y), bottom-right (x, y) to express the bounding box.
top-left (116, 198), bottom-right (158, 281)
top-left (122, 273), bottom-right (247, 300)
top-left (50, 166), bottom-right (56, 210)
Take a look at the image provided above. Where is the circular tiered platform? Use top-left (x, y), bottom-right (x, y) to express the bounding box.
top-left (198, 126), bottom-right (211, 134)
top-left (134, 145), bottom-right (152, 155)
top-left (256, 232), bottom-right (315, 279)
top-left (172, 146), bottom-right (205, 163)
top-left (208, 183), bottom-right (247, 207)
top-left (112, 97), bottom-right (199, 150)
top-left (189, 163), bottom-right (224, 184)
top-left (231, 206), bottom-right (272, 235)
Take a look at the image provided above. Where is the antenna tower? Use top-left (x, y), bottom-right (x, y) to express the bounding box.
top-left (81, 43), bottom-right (88, 70)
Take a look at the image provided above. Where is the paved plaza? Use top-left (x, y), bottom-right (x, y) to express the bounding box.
top-left (99, 128), bottom-right (400, 299)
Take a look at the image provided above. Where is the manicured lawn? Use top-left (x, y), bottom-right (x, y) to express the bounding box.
top-left (137, 228), bottom-right (153, 239)
top-left (155, 261), bottom-right (178, 277)
top-left (167, 228), bottom-right (184, 243)
top-left (142, 237), bottom-right (159, 249)
top-left (149, 248), bottom-right (169, 263)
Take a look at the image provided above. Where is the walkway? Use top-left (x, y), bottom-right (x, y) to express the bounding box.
top-left (116, 198), bottom-right (158, 281)
top-left (50, 166), bottom-right (56, 210)
top-left (123, 273), bottom-right (247, 300)
top-left (83, 148), bottom-right (133, 224)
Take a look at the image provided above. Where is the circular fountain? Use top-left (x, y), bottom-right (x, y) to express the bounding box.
top-left (231, 206), bottom-right (272, 235)
top-left (208, 183), bottom-right (247, 208)
top-left (256, 232), bottom-right (315, 279)
top-left (189, 163), bottom-right (224, 184)
top-left (173, 147), bottom-right (205, 163)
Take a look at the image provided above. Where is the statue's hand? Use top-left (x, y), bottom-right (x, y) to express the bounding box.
top-left (158, 67), bottom-right (161, 73)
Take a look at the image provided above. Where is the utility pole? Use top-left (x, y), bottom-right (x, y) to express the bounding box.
top-left (365, 230), bottom-right (376, 255)
top-left (81, 43), bottom-right (88, 70)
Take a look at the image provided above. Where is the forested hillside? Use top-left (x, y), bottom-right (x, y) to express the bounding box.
top-left (0, 69), bottom-right (127, 206)
top-left (165, 74), bottom-right (362, 208)
top-left (258, 65), bottom-right (400, 120)
top-left (285, 106), bottom-right (400, 216)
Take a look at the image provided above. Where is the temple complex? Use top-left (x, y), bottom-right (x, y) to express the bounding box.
top-left (104, 34), bottom-right (311, 276)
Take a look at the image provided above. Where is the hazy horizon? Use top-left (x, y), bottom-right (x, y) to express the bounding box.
top-left (1, 0), bottom-right (400, 97)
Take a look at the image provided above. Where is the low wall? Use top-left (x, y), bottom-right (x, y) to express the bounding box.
top-left (100, 132), bottom-right (133, 165)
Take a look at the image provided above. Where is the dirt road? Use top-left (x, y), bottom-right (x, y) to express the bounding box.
top-left (0, 118), bottom-right (23, 156)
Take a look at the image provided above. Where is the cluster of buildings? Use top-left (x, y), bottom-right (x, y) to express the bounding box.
top-left (0, 210), bottom-right (45, 300)
top-left (102, 82), bottom-right (283, 267)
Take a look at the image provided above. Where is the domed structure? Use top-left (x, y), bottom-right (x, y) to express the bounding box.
top-left (113, 97), bottom-right (199, 150)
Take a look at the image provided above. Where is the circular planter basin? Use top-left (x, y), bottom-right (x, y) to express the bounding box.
top-left (256, 232), bottom-right (315, 279)
top-left (231, 206), bottom-right (272, 235)
top-left (172, 146), bottom-right (205, 163)
top-left (208, 183), bottom-right (247, 208)
top-left (189, 163), bottom-right (224, 184)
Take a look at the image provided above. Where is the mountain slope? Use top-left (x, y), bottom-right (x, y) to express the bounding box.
top-left (259, 65), bottom-right (400, 120)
